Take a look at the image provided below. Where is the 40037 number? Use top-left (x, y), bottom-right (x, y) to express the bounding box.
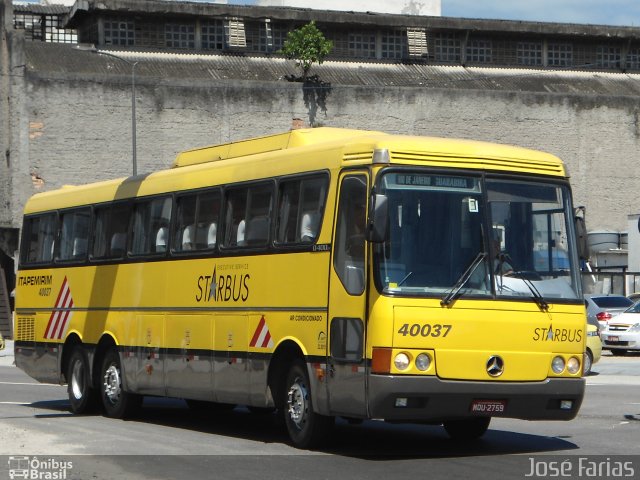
top-left (397, 323), bottom-right (452, 338)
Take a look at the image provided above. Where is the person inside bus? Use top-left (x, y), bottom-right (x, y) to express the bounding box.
top-left (492, 234), bottom-right (513, 276)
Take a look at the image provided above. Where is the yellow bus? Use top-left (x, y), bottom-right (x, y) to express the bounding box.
top-left (14, 127), bottom-right (586, 448)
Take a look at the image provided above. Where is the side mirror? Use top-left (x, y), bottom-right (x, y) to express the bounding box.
top-left (575, 215), bottom-right (588, 260)
top-left (367, 194), bottom-right (388, 243)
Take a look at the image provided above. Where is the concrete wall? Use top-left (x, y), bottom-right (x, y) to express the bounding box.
top-left (16, 73), bottom-right (640, 236)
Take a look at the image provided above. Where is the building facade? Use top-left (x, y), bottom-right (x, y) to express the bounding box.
top-left (2, 0), bottom-right (640, 318)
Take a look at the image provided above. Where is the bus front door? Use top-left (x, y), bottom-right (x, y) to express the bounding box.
top-left (327, 173), bottom-right (368, 417)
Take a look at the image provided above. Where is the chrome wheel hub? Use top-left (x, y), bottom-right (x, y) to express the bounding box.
top-left (103, 364), bottom-right (121, 405)
top-left (287, 378), bottom-right (309, 429)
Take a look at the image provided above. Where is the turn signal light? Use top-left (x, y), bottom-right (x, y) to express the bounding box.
top-left (371, 347), bottom-right (392, 374)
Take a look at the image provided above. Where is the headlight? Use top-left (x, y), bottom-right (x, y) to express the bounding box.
top-left (629, 323), bottom-right (640, 333)
top-left (415, 353), bottom-right (431, 371)
top-left (394, 352), bottom-right (410, 370)
top-left (567, 357), bottom-right (581, 374)
top-left (552, 356), bottom-right (565, 374)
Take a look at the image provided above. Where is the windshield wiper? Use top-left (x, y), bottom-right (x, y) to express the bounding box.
top-left (441, 252), bottom-right (487, 307)
top-left (500, 254), bottom-right (549, 311)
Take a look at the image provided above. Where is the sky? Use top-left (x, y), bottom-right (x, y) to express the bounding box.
top-left (442, 0), bottom-right (640, 26)
top-left (27, 1), bottom-right (640, 27)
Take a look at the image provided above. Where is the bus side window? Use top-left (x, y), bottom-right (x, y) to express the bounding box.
top-left (57, 208), bottom-right (90, 262)
top-left (224, 183), bottom-right (272, 248)
top-left (131, 196), bottom-right (172, 256)
top-left (21, 213), bottom-right (57, 265)
top-left (334, 175), bottom-right (367, 295)
top-left (276, 174), bottom-right (328, 245)
top-left (93, 202), bottom-right (130, 260)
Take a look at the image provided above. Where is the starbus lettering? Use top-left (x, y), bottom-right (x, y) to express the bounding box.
top-left (196, 265), bottom-right (250, 303)
top-left (532, 326), bottom-right (582, 343)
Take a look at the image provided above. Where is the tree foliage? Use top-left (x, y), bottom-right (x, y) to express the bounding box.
top-left (281, 21), bottom-right (333, 78)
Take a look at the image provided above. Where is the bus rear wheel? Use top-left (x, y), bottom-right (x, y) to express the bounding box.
top-left (443, 417), bottom-right (491, 441)
top-left (66, 348), bottom-right (98, 414)
top-left (282, 360), bottom-right (333, 449)
top-left (100, 348), bottom-right (141, 418)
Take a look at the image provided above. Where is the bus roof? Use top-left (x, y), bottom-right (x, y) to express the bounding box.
top-left (23, 127), bottom-right (567, 214)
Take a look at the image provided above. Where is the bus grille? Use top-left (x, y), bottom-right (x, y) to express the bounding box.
top-left (390, 150), bottom-right (565, 176)
top-left (16, 317), bottom-right (35, 341)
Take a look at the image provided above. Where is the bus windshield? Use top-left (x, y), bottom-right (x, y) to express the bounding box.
top-left (373, 171), bottom-right (582, 302)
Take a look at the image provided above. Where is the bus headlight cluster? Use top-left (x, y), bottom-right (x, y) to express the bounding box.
top-left (552, 356), bottom-right (581, 374)
top-left (394, 353), bottom-right (410, 370)
top-left (551, 356), bottom-right (565, 374)
top-left (567, 357), bottom-right (581, 374)
top-left (393, 352), bottom-right (432, 371)
top-left (415, 353), bottom-right (431, 371)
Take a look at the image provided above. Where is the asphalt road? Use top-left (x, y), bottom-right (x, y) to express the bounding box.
top-left (0, 343), bottom-right (639, 480)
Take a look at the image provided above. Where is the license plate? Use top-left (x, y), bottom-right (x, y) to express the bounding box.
top-left (470, 399), bottom-right (507, 414)
top-left (608, 336), bottom-right (619, 342)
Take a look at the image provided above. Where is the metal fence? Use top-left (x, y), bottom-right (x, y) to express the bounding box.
top-left (581, 270), bottom-right (640, 296)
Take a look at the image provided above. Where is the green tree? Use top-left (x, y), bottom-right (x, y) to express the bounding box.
top-left (281, 21), bottom-right (333, 79)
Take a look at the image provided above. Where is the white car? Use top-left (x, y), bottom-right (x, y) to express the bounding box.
top-left (600, 302), bottom-right (640, 355)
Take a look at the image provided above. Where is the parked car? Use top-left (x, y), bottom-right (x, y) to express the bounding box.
top-left (584, 294), bottom-right (633, 330)
top-left (627, 292), bottom-right (640, 304)
top-left (584, 323), bottom-right (601, 375)
top-left (600, 301), bottom-right (640, 355)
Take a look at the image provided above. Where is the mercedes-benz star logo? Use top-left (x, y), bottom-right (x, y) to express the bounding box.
top-left (486, 355), bottom-right (505, 377)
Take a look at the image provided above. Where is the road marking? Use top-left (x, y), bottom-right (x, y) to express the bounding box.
top-left (0, 401), bottom-right (28, 405)
top-left (0, 381), bottom-right (62, 387)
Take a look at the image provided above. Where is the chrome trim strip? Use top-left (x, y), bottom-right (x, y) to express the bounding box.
top-left (16, 306), bottom-right (328, 313)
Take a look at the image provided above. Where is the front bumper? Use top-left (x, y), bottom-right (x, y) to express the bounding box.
top-left (368, 374), bottom-right (585, 422)
top-left (601, 332), bottom-right (640, 350)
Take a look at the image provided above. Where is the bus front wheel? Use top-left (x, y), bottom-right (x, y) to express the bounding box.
top-left (443, 417), bottom-right (491, 441)
top-left (282, 360), bottom-right (333, 449)
top-left (66, 348), bottom-right (98, 414)
top-left (100, 348), bottom-right (141, 418)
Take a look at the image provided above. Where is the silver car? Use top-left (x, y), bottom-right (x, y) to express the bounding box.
top-left (601, 302), bottom-right (640, 355)
top-left (584, 294), bottom-right (634, 330)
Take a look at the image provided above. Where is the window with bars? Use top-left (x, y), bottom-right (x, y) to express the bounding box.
top-left (104, 19), bottom-right (135, 46)
top-left (14, 13), bottom-right (43, 41)
top-left (14, 13), bottom-right (77, 43)
top-left (166, 22), bottom-right (195, 49)
top-left (627, 47), bottom-right (640, 70)
top-left (597, 45), bottom-right (622, 69)
top-left (548, 43), bottom-right (573, 67)
top-left (466, 39), bottom-right (492, 63)
top-left (44, 15), bottom-right (77, 43)
top-left (259, 21), bottom-right (288, 53)
top-left (434, 33), bottom-right (461, 62)
top-left (517, 42), bottom-right (543, 66)
top-left (348, 32), bottom-right (376, 58)
top-left (202, 20), bottom-right (226, 50)
top-left (381, 30), bottom-right (406, 59)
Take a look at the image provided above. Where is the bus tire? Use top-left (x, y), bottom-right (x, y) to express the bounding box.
top-left (66, 348), bottom-right (98, 414)
top-left (443, 417), bottom-right (491, 441)
top-left (100, 348), bottom-right (141, 419)
top-left (583, 349), bottom-right (593, 376)
top-left (282, 360), bottom-right (333, 449)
